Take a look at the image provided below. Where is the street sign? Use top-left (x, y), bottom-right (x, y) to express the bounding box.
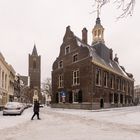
top-left (61, 91), bottom-right (66, 97)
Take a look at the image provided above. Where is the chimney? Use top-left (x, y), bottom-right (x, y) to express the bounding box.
top-left (109, 49), bottom-right (113, 60)
top-left (114, 54), bottom-right (119, 63)
top-left (82, 28), bottom-right (88, 44)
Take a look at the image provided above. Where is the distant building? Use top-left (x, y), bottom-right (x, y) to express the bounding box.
top-left (28, 45), bottom-right (41, 102)
top-left (19, 75), bottom-right (30, 103)
top-left (20, 75), bottom-right (29, 86)
top-left (8, 65), bottom-right (16, 102)
top-left (14, 75), bottom-right (20, 101)
top-left (134, 85), bottom-right (140, 105)
top-left (52, 17), bottom-right (134, 110)
top-left (0, 52), bottom-right (15, 109)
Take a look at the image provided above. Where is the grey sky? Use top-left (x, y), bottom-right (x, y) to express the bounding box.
top-left (0, 0), bottom-right (140, 85)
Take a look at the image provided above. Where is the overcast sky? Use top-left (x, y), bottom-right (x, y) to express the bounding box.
top-left (0, 0), bottom-right (140, 85)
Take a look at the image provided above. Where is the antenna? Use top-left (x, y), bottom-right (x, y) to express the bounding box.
top-left (97, 0), bottom-right (100, 18)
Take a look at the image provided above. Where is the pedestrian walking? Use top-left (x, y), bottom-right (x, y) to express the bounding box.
top-left (31, 100), bottom-right (41, 120)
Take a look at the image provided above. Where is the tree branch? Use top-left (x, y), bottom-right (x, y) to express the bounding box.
top-left (92, 0), bottom-right (135, 19)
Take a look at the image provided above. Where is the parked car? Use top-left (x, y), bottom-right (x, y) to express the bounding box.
top-left (3, 102), bottom-right (24, 115)
top-left (22, 103), bottom-right (28, 109)
top-left (26, 103), bottom-right (32, 108)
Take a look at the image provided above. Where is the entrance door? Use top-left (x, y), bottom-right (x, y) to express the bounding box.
top-left (100, 98), bottom-right (104, 108)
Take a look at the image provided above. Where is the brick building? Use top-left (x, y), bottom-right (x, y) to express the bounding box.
top-left (52, 17), bottom-right (134, 109)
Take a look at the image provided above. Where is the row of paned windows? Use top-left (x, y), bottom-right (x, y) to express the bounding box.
top-left (109, 93), bottom-right (132, 104)
top-left (95, 68), bottom-right (132, 93)
top-left (58, 68), bottom-right (132, 94)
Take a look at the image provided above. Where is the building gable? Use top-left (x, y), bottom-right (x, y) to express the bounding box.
top-left (53, 26), bottom-right (90, 71)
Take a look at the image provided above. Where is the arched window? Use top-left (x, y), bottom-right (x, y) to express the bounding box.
top-left (94, 30), bottom-right (97, 36)
top-left (33, 60), bottom-right (36, 69)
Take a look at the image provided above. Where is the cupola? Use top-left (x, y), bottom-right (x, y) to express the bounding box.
top-left (92, 17), bottom-right (105, 45)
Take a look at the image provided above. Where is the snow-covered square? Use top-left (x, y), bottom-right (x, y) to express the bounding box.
top-left (0, 106), bottom-right (140, 140)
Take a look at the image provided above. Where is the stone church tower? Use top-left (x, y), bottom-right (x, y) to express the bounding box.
top-left (29, 45), bottom-right (41, 102)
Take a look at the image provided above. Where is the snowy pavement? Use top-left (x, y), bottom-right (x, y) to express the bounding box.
top-left (0, 106), bottom-right (140, 140)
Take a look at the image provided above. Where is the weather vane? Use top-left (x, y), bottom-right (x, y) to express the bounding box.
top-left (96, 0), bottom-right (101, 18)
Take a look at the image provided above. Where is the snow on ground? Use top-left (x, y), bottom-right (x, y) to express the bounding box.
top-left (0, 106), bottom-right (140, 140)
top-left (52, 106), bottom-right (140, 125)
top-left (0, 108), bottom-right (33, 130)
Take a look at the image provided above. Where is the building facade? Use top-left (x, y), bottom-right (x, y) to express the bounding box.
top-left (0, 52), bottom-right (15, 109)
top-left (52, 17), bottom-right (134, 110)
top-left (8, 65), bottom-right (16, 102)
top-left (134, 85), bottom-right (140, 105)
top-left (28, 45), bottom-right (41, 102)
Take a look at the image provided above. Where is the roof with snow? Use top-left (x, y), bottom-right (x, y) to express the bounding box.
top-left (75, 35), bottom-right (133, 81)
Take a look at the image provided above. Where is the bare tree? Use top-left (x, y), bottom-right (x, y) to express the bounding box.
top-left (93, 0), bottom-right (135, 18)
top-left (41, 78), bottom-right (52, 96)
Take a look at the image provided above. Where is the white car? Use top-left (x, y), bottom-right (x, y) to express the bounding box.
top-left (3, 102), bottom-right (24, 115)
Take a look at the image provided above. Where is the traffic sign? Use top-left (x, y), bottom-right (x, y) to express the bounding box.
top-left (61, 91), bottom-right (66, 97)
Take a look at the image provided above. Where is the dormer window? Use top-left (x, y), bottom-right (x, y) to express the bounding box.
top-left (73, 53), bottom-right (78, 63)
top-left (58, 60), bottom-right (63, 68)
top-left (65, 45), bottom-right (70, 55)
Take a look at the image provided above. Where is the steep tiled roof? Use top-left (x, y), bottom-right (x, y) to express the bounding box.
top-left (75, 36), bottom-right (133, 81)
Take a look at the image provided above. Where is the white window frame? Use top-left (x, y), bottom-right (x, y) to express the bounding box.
top-left (58, 60), bottom-right (63, 69)
top-left (5, 74), bottom-right (7, 89)
top-left (104, 72), bottom-right (108, 87)
top-left (65, 45), bottom-right (70, 55)
top-left (2, 71), bottom-right (4, 88)
top-left (95, 68), bottom-right (101, 86)
top-left (117, 78), bottom-right (121, 90)
top-left (58, 74), bottom-right (63, 88)
top-left (72, 53), bottom-right (78, 63)
top-left (72, 69), bottom-right (80, 86)
top-left (72, 90), bottom-right (79, 103)
top-left (126, 82), bottom-right (129, 95)
top-left (122, 80), bottom-right (125, 91)
top-left (58, 92), bottom-right (62, 103)
top-left (110, 75), bottom-right (115, 89)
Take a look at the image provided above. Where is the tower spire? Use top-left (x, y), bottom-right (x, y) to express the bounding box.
top-left (92, 1), bottom-right (105, 45)
top-left (32, 44), bottom-right (38, 56)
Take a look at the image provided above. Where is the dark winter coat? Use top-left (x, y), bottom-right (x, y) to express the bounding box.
top-left (33, 101), bottom-right (40, 113)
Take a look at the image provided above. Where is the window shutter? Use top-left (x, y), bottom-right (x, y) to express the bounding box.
top-left (56, 92), bottom-right (59, 103)
top-left (69, 91), bottom-right (73, 103)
